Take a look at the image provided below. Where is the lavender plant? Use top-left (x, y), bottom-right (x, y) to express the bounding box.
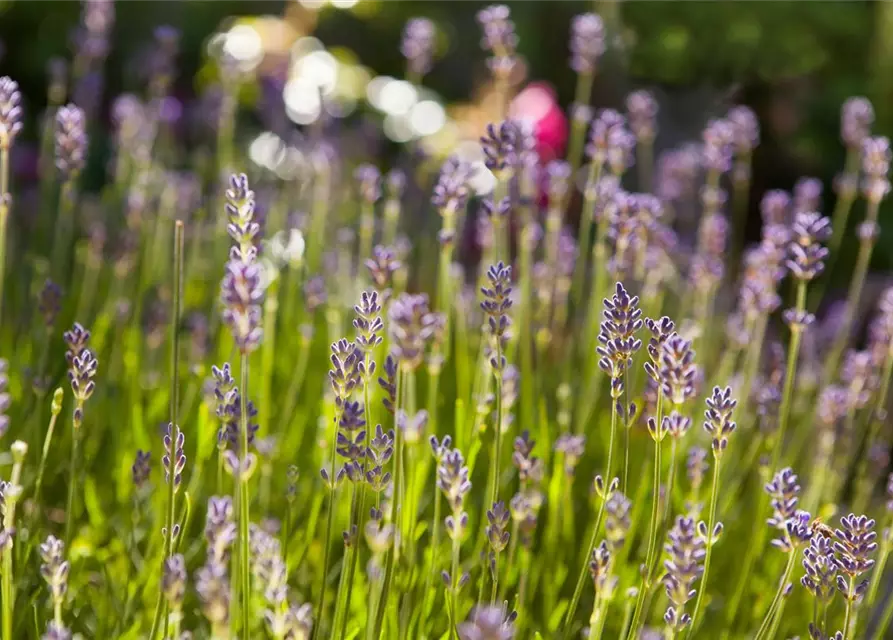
top-left (0, 5), bottom-right (892, 640)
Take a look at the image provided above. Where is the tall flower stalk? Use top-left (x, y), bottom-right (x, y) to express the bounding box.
top-left (688, 386), bottom-right (737, 633)
top-left (219, 174), bottom-right (265, 634)
top-left (63, 323), bottom-right (96, 546)
top-left (0, 77), bottom-right (22, 330)
top-left (149, 220), bottom-right (186, 640)
top-left (825, 137), bottom-right (890, 381)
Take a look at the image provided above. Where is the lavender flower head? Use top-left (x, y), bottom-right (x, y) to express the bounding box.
top-left (38, 280), bottom-right (63, 328)
top-left (458, 604), bottom-right (517, 640)
top-left (869, 287), bottom-right (893, 366)
top-left (659, 333), bottom-right (697, 406)
top-left (39, 535), bottom-right (69, 606)
top-left (841, 97), bottom-right (874, 149)
top-left (365, 245), bottom-right (401, 292)
top-left (703, 386), bottom-right (737, 456)
top-left (727, 105), bottom-right (760, 155)
top-left (329, 339), bottom-right (360, 406)
top-left (663, 516), bottom-right (705, 631)
top-left (605, 491), bottom-right (632, 551)
top-left (439, 448), bottom-right (472, 544)
top-left (701, 118), bottom-right (734, 175)
top-left (764, 468), bottom-right (813, 552)
top-left (132, 449), bottom-right (151, 489)
top-left (389, 293), bottom-right (436, 371)
top-left (163, 422), bottom-right (186, 489)
top-left (861, 135), bottom-right (891, 204)
top-left (477, 5), bottom-right (518, 81)
top-left (686, 447), bottom-right (709, 494)
top-left (220, 259), bottom-right (264, 353)
top-left (588, 541), bottom-right (615, 596)
top-left (486, 501), bottom-right (510, 553)
top-left (794, 177), bottom-right (823, 213)
top-left (655, 145), bottom-right (700, 202)
top-left (626, 90), bottom-right (658, 143)
top-left (220, 174), bottom-right (265, 353)
top-left (586, 109), bottom-right (634, 173)
top-left (481, 120), bottom-right (530, 174)
top-left (432, 156), bottom-right (474, 215)
top-left (401, 18), bottom-right (436, 77)
top-left (481, 262), bottom-right (513, 367)
top-left (354, 290), bottom-right (383, 358)
top-left (787, 211), bottom-right (831, 282)
top-left (833, 514), bottom-right (877, 602)
top-left (55, 104), bottom-right (88, 178)
top-left (225, 173), bottom-right (259, 264)
top-left (761, 190), bottom-right (791, 226)
top-left (802, 531), bottom-right (838, 602)
top-left (41, 622), bottom-right (71, 640)
top-left (569, 13), bottom-right (605, 76)
top-left (355, 164), bottom-right (382, 204)
top-left (596, 282), bottom-right (643, 386)
top-left (0, 77), bottom-right (22, 150)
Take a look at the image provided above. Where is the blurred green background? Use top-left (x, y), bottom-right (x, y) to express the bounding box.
top-left (1, 0), bottom-right (891, 272)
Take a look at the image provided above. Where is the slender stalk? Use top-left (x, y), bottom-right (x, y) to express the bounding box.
top-left (842, 578), bottom-right (855, 640)
top-left (0, 147), bottom-right (10, 329)
top-left (567, 72), bottom-right (594, 175)
top-left (688, 456), bottom-right (722, 633)
top-left (866, 520), bottom-right (892, 612)
top-left (824, 200), bottom-right (879, 383)
top-left (753, 551), bottom-right (796, 640)
top-left (313, 400), bottom-right (343, 640)
top-left (449, 514), bottom-right (460, 640)
top-left (627, 391), bottom-right (665, 638)
top-left (872, 586), bottom-right (893, 640)
top-left (238, 353), bottom-right (251, 635)
top-left (812, 148), bottom-right (859, 310)
top-left (150, 220), bottom-right (184, 640)
top-left (341, 374), bottom-right (374, 640)
top-left (64, 400), bottom-right (82, 547)
top-left (373, 368), bottom-right (403, 638)
top-left (490, 351), bottom-right (504, 505)
top-left (1, 442), bottom-right (25, 640)
top-left (33, 388), bottom-right (65, 505)
top-left (562, 398), bottom-right (616, 638)
top-left (772, 281), bottom-right (807, 471)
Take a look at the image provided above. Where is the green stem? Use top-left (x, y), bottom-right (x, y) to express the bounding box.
top-left (771, 281), bottom-right (807, 472)
top-left (1, 445), bottom-right (24, 640)
top-left (872, 585), bottom-right (893, 640)
top-left (842, 578), bottom-right (855, 640)
top-left (33, 389), bottom-right (64, 506)
top-left (753, 551), bottom-right (796, 640)
top-left (373, 368), bottom-right (403, 638)
top-left (688, 456), bottom-right (722, 633)
top-left (313, 401), bottom-right (342, 640)
top-left (824, 201), bottom-right (878, 383)
top-left (491, 353), bottom-right (504, 505)
top-left (239, 353), bottom-right (251, 635)
top-left (562, 398), bottom-right (616, 639)
top-left (64, 400), bottom-right (83, 547)
top-left (866, 522), bottom-right (892, 612)
top-left (0, 147), bottom-right (9, 330)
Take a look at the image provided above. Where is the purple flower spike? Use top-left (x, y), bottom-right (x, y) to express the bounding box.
top-left (0, 76), bottom-right (23, 150)
top-left (703, 386), bottom-right (737, 455)
top-left (569, 13), bottom-right (605, 75)
top-left (841, 97), bottom-right (874, 149)
top-left (401, 18), bottom-right (436, 77)
top-left (596, 282), bottom-right (643, 385)
top-left (786, 211), bottom-right (831, 282)
top-left (55, 104), bottom-right (88, 178)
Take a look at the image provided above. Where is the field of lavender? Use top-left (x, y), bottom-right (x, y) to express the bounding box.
top-left (0, 2), bottom-right (892, 640)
